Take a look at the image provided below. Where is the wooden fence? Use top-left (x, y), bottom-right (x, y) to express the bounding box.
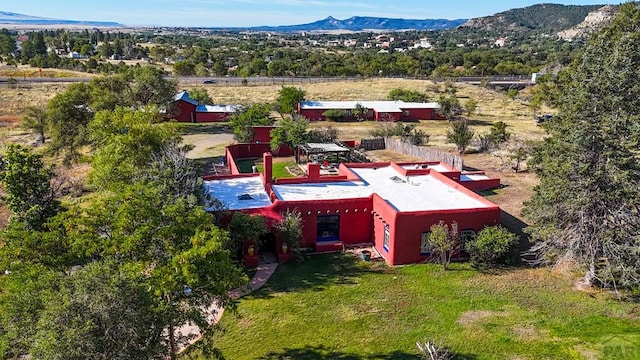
top-left (384, 137), bottom-right (463, 170)
top-left (359, 138), bottom-right (385, 151)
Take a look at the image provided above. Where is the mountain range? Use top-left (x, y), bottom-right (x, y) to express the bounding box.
top-left (0, 11), bottom-right (122, 27)
top-left (239, 16), bottom-right (467, 32)
top-left (0, 5), bottom-right (617, 36)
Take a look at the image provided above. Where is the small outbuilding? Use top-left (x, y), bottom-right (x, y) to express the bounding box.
top-left (298, 100), bottom-right (446, 122)
top-left (170, 91), bottom-right (240, 123)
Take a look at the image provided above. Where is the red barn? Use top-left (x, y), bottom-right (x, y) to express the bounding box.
top-left (203, 152), bottom-right (501, 266)
top-left (298, 100), bottom-right (446, 122)
top-left (170, 91), bottom-right (239, 123)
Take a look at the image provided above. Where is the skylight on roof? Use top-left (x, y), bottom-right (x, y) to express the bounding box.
top-left (237, 193), bottom-right (254, 200)
top-left (389, 176), bottom-right (406, 183)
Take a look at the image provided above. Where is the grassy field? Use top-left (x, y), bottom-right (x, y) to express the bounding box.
top-left (183, 253), bottom-right (640, 360)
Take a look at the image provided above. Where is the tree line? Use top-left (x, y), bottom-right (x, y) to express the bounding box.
top-left (0, 23), bottom-right (586, 77)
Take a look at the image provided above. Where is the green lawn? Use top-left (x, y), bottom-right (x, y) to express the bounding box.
top-left (235, 158), bottom-right (297, 179)
top-left (235, 157), bottom-right (261, 173)
top-left (183, 254), bottom-right (640, 360)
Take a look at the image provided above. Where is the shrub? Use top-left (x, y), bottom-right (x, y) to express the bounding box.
top-left (427, 221), bottom-right (459, 270)
top-left (466, 225), bottom-right (518, 268)
top-left (322, 109), bottom-right (348, 122)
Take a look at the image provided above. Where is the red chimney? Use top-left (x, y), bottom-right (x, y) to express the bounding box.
top-left (262, 152), bottom-right (273, 185)
top-left (307, 163), bottom-right (320, 183)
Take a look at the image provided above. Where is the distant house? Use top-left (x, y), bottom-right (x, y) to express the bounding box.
top-left (494, 37), bottom-right (508, 47)
top-left (298, 100), bottom-right (446, 122)
top-left (170, 91), bottom-right (240, 123)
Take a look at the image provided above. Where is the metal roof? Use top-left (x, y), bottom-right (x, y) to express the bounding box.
top-left (300, 143), bottom-right (350, 153)
top-left (196, 104), bottom-right (239, 113)
top-left (173, 91), bottom-right (199, 106)
top-left (299, 100), bottom-right (440, 113)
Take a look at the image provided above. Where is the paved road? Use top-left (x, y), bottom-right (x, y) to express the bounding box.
top-left (0, 75), bottom-right (533, 87)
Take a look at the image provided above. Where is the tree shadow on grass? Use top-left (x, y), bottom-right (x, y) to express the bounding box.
top-left (246, 252), bottom-right (392, 300)
top-left (465, 118), bottom-right (492, 127)
top-left (258, 345), bottom-right (477, 360)
top-left (501, 209), bottom-right (535, 267)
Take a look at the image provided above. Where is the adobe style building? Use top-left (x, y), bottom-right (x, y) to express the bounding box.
top-left (171, 91), bottom-right (240, 123)
top-left (203, 150), bottom-right (500, 266)
top-left (298, 100), bottom-right (447, 122)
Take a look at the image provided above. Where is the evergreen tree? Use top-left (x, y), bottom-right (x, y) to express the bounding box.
top-left (523, 3), bottom-right (640, 290)
top-left (0, 145), bottom-right (61, 229)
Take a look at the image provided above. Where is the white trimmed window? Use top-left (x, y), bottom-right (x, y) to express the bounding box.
top-left (383, 224), bottom-right (390, 251)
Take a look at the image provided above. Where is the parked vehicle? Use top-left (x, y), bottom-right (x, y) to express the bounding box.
top-left (535, 114), bottom-right (553, 124)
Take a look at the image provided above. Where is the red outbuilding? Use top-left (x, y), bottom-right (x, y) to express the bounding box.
top-left (298, 100), bottom-right (447, 122)
top-left (170, 91), bottom-right (240, 123)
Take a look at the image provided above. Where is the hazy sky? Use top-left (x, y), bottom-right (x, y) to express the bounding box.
top-left (2, 1), bottom-right (618, 27)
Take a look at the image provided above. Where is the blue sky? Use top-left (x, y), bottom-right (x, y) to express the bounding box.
top-left (3, 1), bottom-right (618, 27)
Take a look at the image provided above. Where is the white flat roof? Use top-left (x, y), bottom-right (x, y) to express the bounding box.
top-left (461, 174), bottom-right (490, 181)
top-left (302, 143), bottom-right (350, 152)
top-left (299, 100), bottom-right (440, 113)
top-left (350, 166), bottom-right (491, 211)
top-left (203, 176), bottom-right (271, 210)
top-left (273, 165), bottom-right (492, 212)
top-left (196, 104), bottom-right (239, 113)
top-left (273, 181), bottom-right (373, 201)
top-left (401, 163), bottom-right (452, 173)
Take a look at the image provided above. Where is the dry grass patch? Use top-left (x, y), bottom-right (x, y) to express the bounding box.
top-left (457, 310), bottom-right (509, 327)
top-left (511, 323), bottom-right (550, 341)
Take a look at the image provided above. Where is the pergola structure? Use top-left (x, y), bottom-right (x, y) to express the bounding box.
top-left (298, 143), bottom-right (351, 167)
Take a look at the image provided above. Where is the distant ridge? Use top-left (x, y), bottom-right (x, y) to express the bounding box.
top-left (216, 16), bottom-right (467, 32)
top-left (0, 11), bottom-right (122, 27)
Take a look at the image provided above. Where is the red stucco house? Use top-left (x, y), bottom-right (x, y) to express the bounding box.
top-left (170, 91), bottom-right (240, 123)
top-left (298, 100), bottom-right (447, 122)
top-left (203, 152), bottom-right (501, 266)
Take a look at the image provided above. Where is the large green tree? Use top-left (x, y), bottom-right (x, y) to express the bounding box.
top-left (88, 74), bottom-right (130, 111)
top-left (270, 115), bottom-right (309, 159)
top-left (70, 184), bottom-right (245, 358)
top-left (188, 87), bottom-right (213, 105)
top-left (274, 86), bottom-right (306, 118)
top-left (46, 82), bottom-right (93, 164)
top-left (88, 107), bottom-right (179, 191)
top-left (29, 261), bottom-right (165, 360)
top-left (523, 3), bottom-right (640, 290)
top-left (446, 119), bottom-right (474, 154)
top-left (20, 106), bottom-right (48, 144)
top-left (0, 144), bottom-right (61, 229)
top-left (229, 103), bottom-right (274, 143)
top-left (128, 66), bottom-right (178, 107)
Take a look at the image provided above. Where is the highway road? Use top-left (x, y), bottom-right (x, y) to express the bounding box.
top-left (0, 75), bottom-right (533, 87)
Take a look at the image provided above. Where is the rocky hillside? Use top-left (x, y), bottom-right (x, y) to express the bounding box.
top-left (462, 4), bottom-right (604, 33)
top-left (557, 5), bottom-right (617, 40)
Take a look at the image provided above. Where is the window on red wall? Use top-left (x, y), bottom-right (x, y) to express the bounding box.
top-left (420, 232), bottom-right (432, 255)
top-left (383, 224), bottom-right (390, 252)
top-left (460, 229), bottom-right (476, 249)
top-left (317, 215), bottom-right (340, 242)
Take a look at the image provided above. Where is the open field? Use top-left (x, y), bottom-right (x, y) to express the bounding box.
top-left (184, 253), bottom-right (640, 360)
top-left (0, 78), bottom-right (544, 220)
